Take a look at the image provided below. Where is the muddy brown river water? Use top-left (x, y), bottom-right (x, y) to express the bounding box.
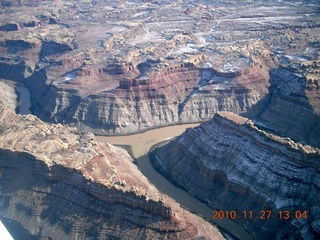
top-left (96, 125), bottom-right (254, 240)
top-left (0, 79), bottom-right (31, 115)
top-left (0, 78), bottom-right (253, 239)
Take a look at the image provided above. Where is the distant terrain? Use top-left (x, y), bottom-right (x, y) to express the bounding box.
top-left (0, 0), bottom-right (319, 143)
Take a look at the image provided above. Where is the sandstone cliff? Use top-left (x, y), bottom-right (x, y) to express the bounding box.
top-left (151, 112), bottom-right (320, 240)
top-left (0, 103), bottom-right (224, 240)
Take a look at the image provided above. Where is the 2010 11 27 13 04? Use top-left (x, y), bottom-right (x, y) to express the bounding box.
top-left (212, 210), bottom-right (307, 220)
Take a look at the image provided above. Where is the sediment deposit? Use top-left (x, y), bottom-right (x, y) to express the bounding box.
top-left (0, 102), bottom-right (223, 239)
top-left (151, 112), bottom-right (320, 240)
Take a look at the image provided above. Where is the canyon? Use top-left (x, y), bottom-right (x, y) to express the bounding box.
top-left (0, 101), bottom-right (223, 239)
top-left (0, 0), bottom-right (319, 239)
top-left (0, 0), bottom-right (318, 146)
top-left (151, 112), bottom-right (320, 240)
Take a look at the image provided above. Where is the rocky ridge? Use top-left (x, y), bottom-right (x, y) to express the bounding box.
top-left (151, 111), bottom-right (320, 240)
top-left (0, 102), bottom-right (223, 239)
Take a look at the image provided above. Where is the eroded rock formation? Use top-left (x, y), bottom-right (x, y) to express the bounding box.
top-left (151, 112), bottom-right (320, 240)
top-left (0, 0), bottom-right (319, 144)
top-left (23, 57), bottom-right (274, 135)
top-left (0, 103), bottom-right (223, 240)
top-left (247, 66), bottom-right (320, 147)
top-left (0, 81), bottom-right (17, 112)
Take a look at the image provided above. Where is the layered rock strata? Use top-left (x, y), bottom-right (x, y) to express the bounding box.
top-left (24, 59), bottom-right (273, 135)
top-left (0, 103), bottom-right (223, 240)
top-left (2, 0), bottom-right (319, 140)
top-left (151, 112), bottom-right (320, 240)
top-left (248, 66), bottom-right (320, 147)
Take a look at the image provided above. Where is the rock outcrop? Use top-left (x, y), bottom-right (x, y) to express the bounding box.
top-left (151, 112), bottom-right (320, 240)
top-left (0, 103), bottom-right (224, 240)
top-left (0, 81), bottom-right (17, 112)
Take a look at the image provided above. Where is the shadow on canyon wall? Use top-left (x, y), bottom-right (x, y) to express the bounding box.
top-left (0, 149), bottom-right (171, 240)
top-left (0, 217), bottom-right (37, 240)
top-left (242, 66), bottom-right (320, 148)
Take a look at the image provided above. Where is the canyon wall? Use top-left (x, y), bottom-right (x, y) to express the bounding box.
top-left (0, 37), bottom-right (274, 136)
top-left (151, 112), bottom-right (320, 240)
top-left (22, 60), bottom-right (272, 135)
top-left (247, 66), bottom-right (320, 147)
top-left (0, 103), bottom-right (223, 240)
top-left (1, 0), bottom-right (319, 147)
top-left (0, 0), bottom-right (283, 137)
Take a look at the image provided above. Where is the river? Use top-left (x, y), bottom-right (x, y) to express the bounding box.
top-left (0, 79), bottom-right (31, 115)
top-left (96, 125), bottom-right (253, 240)
top-left (0, 78), bottom-right (252, 239)
top-left (15, 83), bottom-right (32, 115)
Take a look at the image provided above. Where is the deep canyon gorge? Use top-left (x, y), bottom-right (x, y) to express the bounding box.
top-left (0, 100), bottom-right (223, 239)
top-left (0, 0), bottom-right (320, 239)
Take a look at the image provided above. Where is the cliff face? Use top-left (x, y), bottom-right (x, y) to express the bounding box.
top-left (24, 60), bottom-right (272, 135)
top-left (248, 66), bottom-right (320, 147)
top-left (0, 103), bottom-right (223, 240)
top-left (151, 112), bottom-right (320, 240)
top-left (0, 81), bottom-right (17, 112)
top-left (0, 32), bottom-right (274, 136)
top-left (2, 0), bottom-right (308, 136)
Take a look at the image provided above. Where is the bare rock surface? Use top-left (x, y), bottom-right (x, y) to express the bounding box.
top-left (0, 80), bottom-right (17, 112)
top-left (0, 102), bottom-right (223, 240)
top-left (0, 0), bottom-right (319, 145)
top-left (248, 66), bottom-right (320, 147)
top-left (151, 111), bottom-right (320, 240)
